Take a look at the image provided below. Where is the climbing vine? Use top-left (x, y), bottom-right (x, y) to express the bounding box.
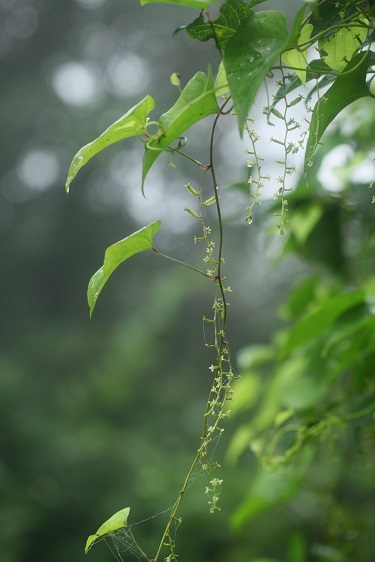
top-left (65, 0), bottom-right (375, 560)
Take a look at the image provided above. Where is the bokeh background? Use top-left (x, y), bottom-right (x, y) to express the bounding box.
top-left (1, 1), bottom-right (375, 561)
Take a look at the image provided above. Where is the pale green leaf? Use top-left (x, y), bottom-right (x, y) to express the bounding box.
top-left (88, 221), bottom-right (161, 317)
top-left (141, 0), bottom-right (218, 8)
top-left (281, 24), bottom-right (313, 85)
top-left (319, 19), bottom-right (368, 72)
top-left (85, 507), bottom-right (130, 553)
top-left (231, 372), bottom-right (261, 415)
top-left (289, 203), bottom-right (323, 245)
top-left (142, 70), bottom-right (219, 191)
top-left (305, 51), bottom-right (371, 166)
top-left (215, 61), bottom-right (229, 96)
top-left (65, 96), bottom-right (155, 193)
top-left (170, 72), bottom-right (181, 88)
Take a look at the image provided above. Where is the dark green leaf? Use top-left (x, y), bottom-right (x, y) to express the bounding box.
top-left (186, 0), bottom-right (253, 49)
top-left (224, 11), bottom-right (290, 133)
top-left (305, 51), bottom-right (372, 166)
top-left (142, 70), bottom-right (218, 191)
top-left (87, 221), bottom-right (161, 317)
top-left (308, 0), bottom-right (363, 40)
top-left (65, 96), bottom-right (155, 193)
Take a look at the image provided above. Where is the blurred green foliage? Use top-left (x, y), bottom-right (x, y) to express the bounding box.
top-left (229, 99), bottom-right (375, 561)
top-left (1, 1), bottom-right (375, 562)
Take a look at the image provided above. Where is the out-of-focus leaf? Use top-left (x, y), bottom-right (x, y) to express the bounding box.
top-left (65, 96), bottom-right (155, 192)
top-left (85, 508), bottom-right (130, 553)
top-left (231, 449), bottom-right (313, 528)
top-left (228, 356), bottom-right (307, 462)
top-left (309, 0), bottom-right (363, 39)
top-left (319, 19), bottom-right (368, 72)
top-left (142, 70), bottom-right (218, 191)
top-left (231, 372), bottom-right (261, 415)
top-left (237, 344), bottom-right (274, 370)
top-left (281, 375), bottom-right (326, 410)
top-left (250, 559), bottom-right (282, 562)
top-left (186, 0), bottom-right (253, 49)
top-left (289, 203), bottom-right (323, 246)
top-left (215, 61), bottom-right (229, 96)
top-left (88, 221), bottom-right (161, 317)
top-left (305, 51), bottom-right (372, 166)
top-left (280, 290), bottom-right (365, 359)
top-left (280, 276), bottom-right (325, 320)
top-left (281, 24), bottom-right (313, 84)
top-left (288, 533), bottom-right (307, 562)
top-left (141, 0), bottom-right (218, 7)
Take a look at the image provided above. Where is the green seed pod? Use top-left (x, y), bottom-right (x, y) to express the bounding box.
top-left (203, 196), bottom-right (217, 206)
top-left (271, 108), bottom-right (284, 119)
top-left (185, 183), bottom-right (198, 196)
top-left (184, 207), bottom-right (201, 219)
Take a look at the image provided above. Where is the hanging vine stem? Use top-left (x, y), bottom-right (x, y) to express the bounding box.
top-left (153, 98), bottom-right (234, 562)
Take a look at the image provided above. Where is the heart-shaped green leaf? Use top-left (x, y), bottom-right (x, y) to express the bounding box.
top-left (85, 507), bottom-right (130, 553)
top-left (305, 51), bottom-right (372, 166)
top-left (318, 19), bottom-right (368, 72)
top-left (281, 24), bottom-right (313, 85)
top-left (65, 96), bottom-right (155, 192)
top-left (142, 70), bottom-right (218, 192)
top-left (224, 11), bottom-right (289, 133)
top-left (88, 221), bottom-right (161, 317)
top-left (224, 7), bottom-right (306, 133)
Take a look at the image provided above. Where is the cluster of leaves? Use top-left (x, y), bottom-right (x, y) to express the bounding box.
top-left (227, 99), bottom-right (375, 559)
top-left (66, 0), bottom-right (374, 315)
top-left (63, 0), bottom-right (375, 561)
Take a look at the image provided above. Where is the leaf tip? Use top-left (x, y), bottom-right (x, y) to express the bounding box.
top-left (141, 179), bottom-right (147, 199)
top-left (85, 534), bottom-right (98, 554)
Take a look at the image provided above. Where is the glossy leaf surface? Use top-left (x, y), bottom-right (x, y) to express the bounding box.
top-left (65, 96), bottom-right (155, 192)
top-left (305, 51), bottom-right (371, 165)
top-left (88, 221), bottom-right (161, 317)
top-left (142, 70), bottom-right (218, 190)
top-left (224, 11), bottom-right (289, 133)
top-left (85, 507), bottom-right (130, 553)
